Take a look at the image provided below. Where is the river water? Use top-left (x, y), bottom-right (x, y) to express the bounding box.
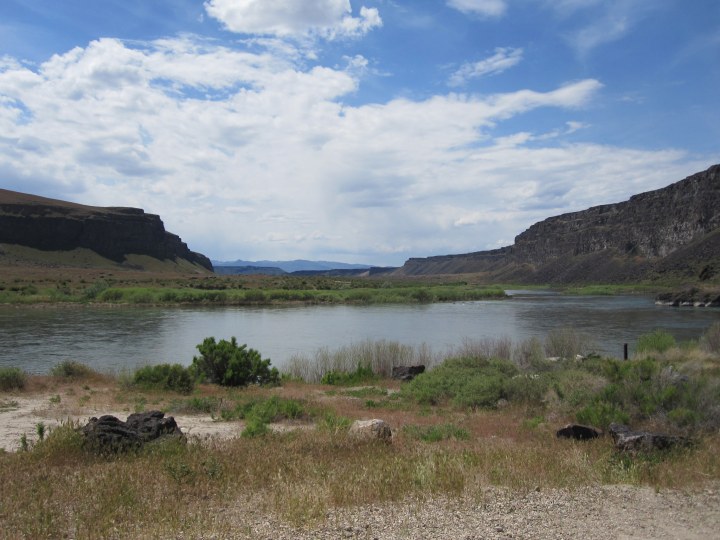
top-left (1, 293), bottom-right (718, 374)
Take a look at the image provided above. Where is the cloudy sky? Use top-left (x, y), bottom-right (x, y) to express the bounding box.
top-left (0, 1), bottom-right (718, 266)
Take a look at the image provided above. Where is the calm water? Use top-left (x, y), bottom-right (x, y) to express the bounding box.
top-left (1, 293), bottom-right (718, 374)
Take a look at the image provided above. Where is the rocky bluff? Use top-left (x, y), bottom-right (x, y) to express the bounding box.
top-left (398, 164), bottom-right (720, 283)
top-left (0, 189), bottom-right (212, 271)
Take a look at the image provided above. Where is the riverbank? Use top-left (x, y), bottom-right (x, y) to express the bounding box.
top-left (0, 271), bottom-right (507, 306)
top-left (1, 329), bottom-right (719, 538)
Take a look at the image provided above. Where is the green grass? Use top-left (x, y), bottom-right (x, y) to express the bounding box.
top-left (0, 367), bottom-right (27, 391)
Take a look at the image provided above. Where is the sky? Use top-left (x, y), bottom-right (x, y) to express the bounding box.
top-left (0, 1), bottom-right (718, 266)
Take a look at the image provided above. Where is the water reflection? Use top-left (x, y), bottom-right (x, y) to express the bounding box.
top-left (0, 296), bottom-right (718, 374)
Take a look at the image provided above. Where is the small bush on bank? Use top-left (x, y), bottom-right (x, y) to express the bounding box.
top-left (320, 364), bottom-right (378, 386)
top-left (133, 364), bottom-right (195, 394)
top-left (636, 329), bottom-right (676, 354)
top-left (50, 360), bottom-right (94, 379)
top-left (0, 367), bottom-right (27, 390)
top-left (191, 337), bottom-right (279, 387)
top-left (544, 327), bottom-right (593, 359)
top-left (401, 357), bottom-right (520, 408)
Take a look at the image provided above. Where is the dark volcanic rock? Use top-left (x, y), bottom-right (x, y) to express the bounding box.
top-left (81, 411), bottom-right (184, 452)
top-left (609, 423), bottom-right (689, 453)
top-left (0, 189), bottom-right (212, 270)
top-left (391, 365), bottom-right (426, 381)
top-left (556, 424), bottom-right (601, 440)
top-left (396, 164), bottom-right (720, 283)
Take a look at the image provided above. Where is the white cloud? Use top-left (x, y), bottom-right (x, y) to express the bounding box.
top-left (449, 47), bottom-right (523, 87)
top-left (0, 36), bottom-right (707, 265)
top-left (548, 0), bottom-right (661, 55)
top-left (204, 0), bottom-right (381, 39)
top-left (447, 0), bottom-right (507, 18)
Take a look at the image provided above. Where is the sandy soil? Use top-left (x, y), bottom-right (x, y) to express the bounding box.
top-left (0, 389), bottom-right (242, 452)
top-left (2, 388), bottom-right (719, 539)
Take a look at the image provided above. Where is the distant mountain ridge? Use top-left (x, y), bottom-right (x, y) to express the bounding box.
top-left (396, 164), bottom-right (720, 284)
top-left (212, 259), bottom-right (373, 273)
top-left (0, 189), bottom-right (212, 271)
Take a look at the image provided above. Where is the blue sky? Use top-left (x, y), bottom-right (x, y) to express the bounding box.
top-left (0, 0), bottom-right (718, 266)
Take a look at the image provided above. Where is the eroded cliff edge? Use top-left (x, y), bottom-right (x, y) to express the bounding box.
top-left (397, 164), bottom-right (720, 284)
top-left (0, 189), bottom-right (213, 271)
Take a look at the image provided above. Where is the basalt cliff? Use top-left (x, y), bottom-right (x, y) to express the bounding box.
top-left (0, 189), bottom-right (212, 271)
top-left (396, 164), bottom-right (720, 284)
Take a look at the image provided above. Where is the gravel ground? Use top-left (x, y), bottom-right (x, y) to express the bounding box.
top-left (211, 484), bottom-right (720, 540)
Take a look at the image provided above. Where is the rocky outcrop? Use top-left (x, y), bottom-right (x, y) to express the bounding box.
top-left (348, 419), bottom-right (393, 443)
top-left (391, 365), bottom-right (426, 381)
top-left (609, 423), bottom-right (689, 453)
top-left (396, 165), bottom-right (720, 283)
top-left (556, 424), bottom-right (601, 441)
top-left (0, 189), bottom-right (212, 270)
top-left (81, 411), bottom-right (185, 452)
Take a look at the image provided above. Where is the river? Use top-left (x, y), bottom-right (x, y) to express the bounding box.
top-left (1, 293), bottom-right (718, 374)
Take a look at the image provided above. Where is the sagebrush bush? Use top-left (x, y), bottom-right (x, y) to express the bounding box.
top-left (50, 360), bottom-right (94, 379)
top-left (191, 337), bottom-right (279, 387)
top-left (401, 357), bottom-right (520, 408)
top-left (133, 363), bottom-right (195, 394)
top-left (544, 327), bottom-right (592, 359)
top-left (636, 329), bottom-right (676, 354)
top-left (0, 367), bottom-right (27, 390)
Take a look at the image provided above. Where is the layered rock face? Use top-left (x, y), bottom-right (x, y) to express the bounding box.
top-left (0, 189), bottom-right (212, 270)
top-left (513, 165), bottom-right (720, 264)
top-left (397, 164), bottom-right (720, 282)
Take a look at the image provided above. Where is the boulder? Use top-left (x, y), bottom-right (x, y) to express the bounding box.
top-left (348, 419), bottom-right (392, 444)
top-left (609, 423), bottom-right (689, 453)
top-left (556, 424), bottom-right (602, 440)
top-left (81, 410), bottom-right (184, 452)
top-left (391, 365), bottom-right (425, 381)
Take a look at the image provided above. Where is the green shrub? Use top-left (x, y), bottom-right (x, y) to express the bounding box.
top-left (0, 367), bottom-right (27, 390)
top-left (83, 280), bottom-right (109, 300)
top-left (50, 360), bottom-right (94, 379)
top-left (221, 396), bottom-right (307, 423)
top-left (171, 396), bottom-right (222, 414)
top-left (576, 401), bottom-right (630, 429)
top-left (636, 329), bottom-right (676, 354)
top-left (99, 288), bottom-right (124, 302)
top-left (191, 337), bottom-right (279, 387)
top-left (402, 357), bottom-right (519, 409)
top-left (133, 364), bottom-right (195, 394)
top-left (320, 363), bottom-right (378, 386)
top-left (241, 417), bottom-right (269, 438)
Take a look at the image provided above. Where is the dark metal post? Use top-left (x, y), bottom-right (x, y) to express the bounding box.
top-left (623, 343), bottom-right (628, 360)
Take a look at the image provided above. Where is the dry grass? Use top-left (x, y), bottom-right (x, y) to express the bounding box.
top-left (1, 417), bottom-right (718, 539)
top-left (2, 351), bottom-right (720, 538)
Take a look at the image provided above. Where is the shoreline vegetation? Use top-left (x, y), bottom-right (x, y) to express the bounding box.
top-left (0, 270), bottom-right (705, 307)
top-left (0, 274), bottom-right (510, 306)
top-left (1, 326), bottom-right (719, 537)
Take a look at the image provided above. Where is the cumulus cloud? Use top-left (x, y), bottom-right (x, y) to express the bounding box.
top-left (447, 0), bottom-right (507, 18)
top-left (449, 47), bottom-right (523, 87)
top-left (204, 0), bottom-right (381, 39)
top-left (0, 36), bottom-right (704, 264)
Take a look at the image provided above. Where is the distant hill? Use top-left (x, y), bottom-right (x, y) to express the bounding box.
top-left (395, 164), bottom-right (720, 285)
top-left (0, 189), bottom-right (212, 272)
top-left (212, 259), bottom-right (373, 273)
